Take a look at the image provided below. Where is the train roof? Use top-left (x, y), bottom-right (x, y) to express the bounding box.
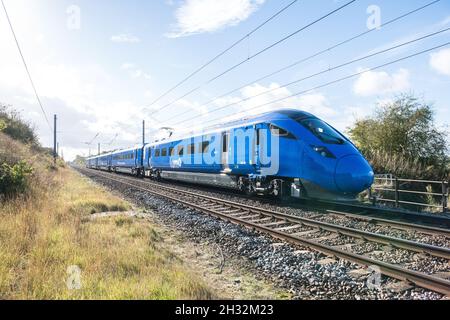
top-left (85, 109), bottom-right (316, 157)
top-left (144, 108), bottom-right (315, 147)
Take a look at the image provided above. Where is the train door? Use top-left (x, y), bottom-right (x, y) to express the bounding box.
top-left (254, 123), bottom-right (267, 172)
top-left (255, 123), bottom-right (272, 172)
top-left (221, 131), bottom-right (229, 172)
top-left (145, 146), bottom-right (151, 168)
top-left (233, 125), bottom-right (257, 174)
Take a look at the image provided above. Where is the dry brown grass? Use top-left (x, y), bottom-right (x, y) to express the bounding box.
top-left (0, 168), bottom-right (214, 299)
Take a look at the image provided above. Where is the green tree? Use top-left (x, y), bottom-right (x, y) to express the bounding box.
top-left (348, 94), bottom-right (449, 179)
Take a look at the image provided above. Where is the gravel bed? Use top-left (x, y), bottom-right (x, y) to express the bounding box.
top-left (80, 170), bottom-right (447, 300)
top-left (404, 257), bottom-right (450, 275)
top-left (123, 177), bottom-right (450, 248)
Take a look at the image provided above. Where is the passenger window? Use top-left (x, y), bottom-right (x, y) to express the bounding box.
top-left (169, 147), bottom-right (174, 156)
top-left (178, 146), bottom-right (184, 156)
top-left (161, 148), bottom-right (167, 157)
top-left (200, 141), bottom-right (209, 153)
top-left (155, 149), bottom-right (160, 157)
top-left (187, 144), bottom-right (195, 155)
top-left (222, 134), bottom-right (229, 153)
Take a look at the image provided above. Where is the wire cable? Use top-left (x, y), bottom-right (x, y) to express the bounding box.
top-left (146, 0), bottom-right (300, 109)
top-left (170, 27), bottom-right (450, 127)
top-left (150, 0), bottom-right (358, 115)
top-left (195, 41), bottom-right (450, 129)
top-left (1, 0), bottom-right (52, 132)
top-left (164, 0), bottom-right (441, 124)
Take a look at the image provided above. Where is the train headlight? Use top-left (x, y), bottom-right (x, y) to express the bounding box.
top-left (310, 145), bottom-right (336, 159)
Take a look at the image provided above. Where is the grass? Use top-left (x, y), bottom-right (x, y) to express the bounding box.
top-left (0, 168), bottom-right (214, 299)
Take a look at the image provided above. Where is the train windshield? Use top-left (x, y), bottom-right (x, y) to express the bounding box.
top-left (299, 118), bottom-right (345, 145)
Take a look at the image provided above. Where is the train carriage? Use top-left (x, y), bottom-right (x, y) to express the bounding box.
top-left (88, 109), bottom-right (374, 201)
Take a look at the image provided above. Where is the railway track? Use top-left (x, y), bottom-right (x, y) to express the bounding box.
top-left (79, 168), bottom-right (450, 296)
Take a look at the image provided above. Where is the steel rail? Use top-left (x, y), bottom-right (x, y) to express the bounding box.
top-left (82, 169), bottom-right (450, 259)
top-left (80, 168), bottom-right (450, 296)
top-left (325, 210), bottom-right (450, 237)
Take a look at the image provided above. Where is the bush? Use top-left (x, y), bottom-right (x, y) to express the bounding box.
top-left (348, 94), bottom-right (449, 180)
top-left (0, 118), bottom-right (6, 132)
top-left (0, 161), bottom-right (34, 198)
top-left (0, 105), bottom-right (38, 146)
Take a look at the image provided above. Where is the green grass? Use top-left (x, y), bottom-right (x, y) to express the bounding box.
top-left (0, 168), bottom-right (214, 299)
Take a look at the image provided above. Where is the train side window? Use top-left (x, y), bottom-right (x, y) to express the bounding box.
top-left (269, 124), bottom-right (295, 139)
top-left (169, 147), bottom-right (174, 156)
top-left (161, 148), bottom-right (167, 157)
top-left (155, 149), bottom-right (160, 157)
top-left (222, 134), bottom-right (229, 153)
top-left (178, 146), bottom-right (184, 156)
top-left (200, 141), bottom-right (209, 153)
top-left (187, 143), bottom-right (195, 155)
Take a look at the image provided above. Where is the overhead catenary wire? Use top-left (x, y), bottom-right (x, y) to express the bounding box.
top-left (1, 0), bottom-right (52, 132)
top-left (145, 0), bottom-right (300, 109)
top-left (194, 42), bottom-right (450, 129)
top-left (169, 26), bottom-right (450, 127)
top-left (163, 0), bottom-right (442, 124)
top-left (149, 0), bottom-right (358, 115)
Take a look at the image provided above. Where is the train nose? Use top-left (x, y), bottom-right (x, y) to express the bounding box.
top-left (335, 155), bottom-right (374, 194)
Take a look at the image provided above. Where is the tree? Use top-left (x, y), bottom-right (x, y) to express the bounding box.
top-left (348, 94), bottom-right (449, 179)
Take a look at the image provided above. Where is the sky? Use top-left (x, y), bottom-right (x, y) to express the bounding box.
top-left (0, 0), bottom-right (449, 161)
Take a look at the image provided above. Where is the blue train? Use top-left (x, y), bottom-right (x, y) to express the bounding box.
top-left (86, 109), bottom-right (374, 200)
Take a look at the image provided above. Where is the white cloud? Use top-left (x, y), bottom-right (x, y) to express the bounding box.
top-left (111, 33), bottom-right (141, 43)
top-left (429, 48), bottom-right (450, 76)
top-left (167, 0), bottom-right (265, 38)
top-left (353, 68), bottom-right (410, 96)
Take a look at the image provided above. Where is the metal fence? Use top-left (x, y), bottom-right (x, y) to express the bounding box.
top-left (367, 175), bottom-right (449, 214)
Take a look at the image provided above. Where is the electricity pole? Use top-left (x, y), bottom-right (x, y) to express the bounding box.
top-left (142, 120), bottom-right (145, 145)
top-left (141, 120), bottom-right (145, 169)
top-left (98, 143), bottom-right (100, 155)
top-left (53, 115), bottom-right (57, 165)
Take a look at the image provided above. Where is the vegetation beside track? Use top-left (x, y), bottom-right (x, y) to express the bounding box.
top-left (348, 94), bottom-right (449, 181)
top-left (0, 106), bottom-right (214, 299)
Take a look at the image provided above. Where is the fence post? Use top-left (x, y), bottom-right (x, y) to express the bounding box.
top-left (394, 178), bottom-right (400, 208)
top-left (443, 181), bottom-right (448, 214)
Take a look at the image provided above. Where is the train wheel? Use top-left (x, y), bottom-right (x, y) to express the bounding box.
top-left (245, 182), bottom-right (257, 197)
top-left (272, 179), bottom-right (289, 201)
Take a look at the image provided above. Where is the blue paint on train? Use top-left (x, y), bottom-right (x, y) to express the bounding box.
top-left (86, 109), bottom-right (374, 200)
